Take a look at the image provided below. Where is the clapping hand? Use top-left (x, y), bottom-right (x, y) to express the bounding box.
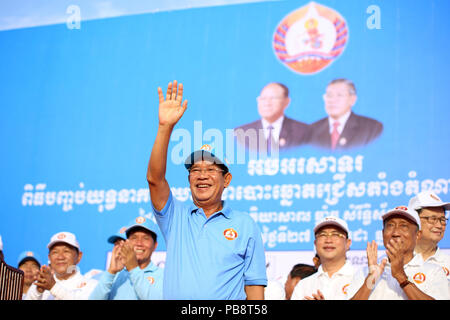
top-left (108, 243), bottom-right (125, 274)
top-left (365, 240), bottom-right (387, 289)
top-left (35, 265), bottom-right (56, 291)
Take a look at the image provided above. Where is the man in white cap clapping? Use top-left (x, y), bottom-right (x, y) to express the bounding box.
top-left (291, 216), bottom-right (363, 300)
top-left (26, 231), bottom-right (98, 300)
top-left (351, 206), bottom-right (449, 300)
top-left (409, 191), bottom-right (450, 281)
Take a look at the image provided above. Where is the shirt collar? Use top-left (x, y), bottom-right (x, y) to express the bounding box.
top-left (414, 247), bottom-right (444, 263)
top-left (261, 115), bottom-right (284, 131)
top-left (317, 260), bottom-right (353, 277)
top-left (328, 111), bottom-right (352, 132)
top-left (54, 268), bottom-right (82, 283)
top-left (189, 201), bottom-right (232, 219)
top-left (143, 261), bottom-right (158, 272)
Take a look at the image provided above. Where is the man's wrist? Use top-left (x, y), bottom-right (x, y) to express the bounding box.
top-left (394, 272), bottom-right (408, 284)
top-left (125, 260), bottom-right (139, 271)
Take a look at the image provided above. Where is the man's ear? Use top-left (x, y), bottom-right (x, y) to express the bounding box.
top-left (224, 172), bottom-right (232, 188)
top-left (76, 251), bottom-right (83, 264)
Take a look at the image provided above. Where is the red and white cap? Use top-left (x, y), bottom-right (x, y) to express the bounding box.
top-left (47, 231), bottom-right (80, 250)
top-left (408, 191), bottom-right (450, 211)
top-left (314, 216), bottom-right (349, 235)
top-left (382, 206), bottom-right (421, 229)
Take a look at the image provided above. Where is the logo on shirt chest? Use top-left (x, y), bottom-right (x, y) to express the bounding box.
top-left (147, 276), bottom-right (155, 285)
top-left (413, 272), bottom-right (426, 284)
top-left (442, 267), bottom-right (449, 277)
top-left (342, 283), bottom-right (350, 295)
top-left (223, 228), bottom-right (238, 240)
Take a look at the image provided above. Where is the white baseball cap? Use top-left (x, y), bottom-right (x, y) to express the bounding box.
top-left (408, 191), bottom-right (450, 211)
top-left (382, 206), bottom-right (421, 229)
top-left (0, 235), bottom-right (3, 251)
top-left (47, 231), bottom-right (80, 250)
top-left (314, 216), bottom-right (349, 235)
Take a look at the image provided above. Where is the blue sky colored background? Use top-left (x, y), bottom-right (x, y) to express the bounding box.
top-left (1, 0), bottom-right (449, 272)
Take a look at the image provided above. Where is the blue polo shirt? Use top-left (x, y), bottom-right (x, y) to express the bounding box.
top-left (88, 262), bottom-right (163, 300)
top-left (153, 191), bottom-right (267, 300)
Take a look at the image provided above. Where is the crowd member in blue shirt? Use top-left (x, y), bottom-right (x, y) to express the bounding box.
top-left (146, 80), bottom-right (267, 300)
top-left (89, 217), bottom-right (163, 300)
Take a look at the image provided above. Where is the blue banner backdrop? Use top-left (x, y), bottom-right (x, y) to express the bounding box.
top-left (1, 0), bottom-right (449, 273)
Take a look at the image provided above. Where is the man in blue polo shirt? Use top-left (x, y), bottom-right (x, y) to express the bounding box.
top-left (89, 217), bottom-right (163, 300)
top-left (146, 80), bottom-right (267, 300)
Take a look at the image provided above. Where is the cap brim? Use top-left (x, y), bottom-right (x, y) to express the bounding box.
top-left (184, 150), bottom-right (228, 173)
top-left (47, 240), bottom-right (79, 250)
top-left (18, 257), bottom-right (41, 268)
top-left (107, 235), bottom-right (125, 244)
top-left (125, 226), bottom-right (158, 241)
top-left (382, 210), bottom-right (420, 227)
top-left (314, 221), bottom-right (348, 234)
top-left (418, 203), bottom-right (450, 211)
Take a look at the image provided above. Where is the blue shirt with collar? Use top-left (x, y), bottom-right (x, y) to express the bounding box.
top-left (153, 191), bottom-right (267, 300)
top-left (88, 261), bottom-right (163, 300)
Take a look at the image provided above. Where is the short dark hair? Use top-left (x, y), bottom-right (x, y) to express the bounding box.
top-left (328, 78), bottom-right (356, 95)
top-left (289, 263), bottom-right (317, 279)
top-left (126, 226), bottom-right (157, 243)
top-left (264, 82), bottom-right (289, 98)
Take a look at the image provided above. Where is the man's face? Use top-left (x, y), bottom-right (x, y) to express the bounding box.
top-left (188, 161), bottom-right (232, 207)
top-left (257, 84), bottom-right (290, 123)
top-left (19, 260), bottom-right (40, 286)
top-left (383, 216), bottom-right (419, 254)
top-left (314, 226), bottom-right (351, 263)
top-left (127, 230), bottom-right (157, 265)
top-left (323, 82), bottom-right (357, 120)
top-left (418, 207), bottom-right (447, 244)
top-left (48, 243), bottom-right (81, 276)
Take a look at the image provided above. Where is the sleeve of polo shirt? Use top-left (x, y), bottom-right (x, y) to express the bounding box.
top-left (151, 190), bottom-right (175, 238)
top-left (243, 222), bottom-right (268, 287)
top-left (129, 267), bottom-right (163, 300)
top-left (290, 280), bottom-right (305, 300)
top-left (24, 284), bottom-right (44, 300)
top-left (88, 271), bottom-right (116, 300)
top-left (425, 266), bottom-right (450, 300)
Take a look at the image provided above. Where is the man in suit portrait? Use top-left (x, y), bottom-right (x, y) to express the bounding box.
top-left (234, 82), bottom-right (309, 154)
top-left (307, 79), bottom-right (383, 151)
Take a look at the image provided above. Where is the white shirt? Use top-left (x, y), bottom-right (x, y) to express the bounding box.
top-left (25, 269), bottom-right (98, 300)
top-left (367, 254), bottom-right (449, 300)
top-left (291, 261), bottom-right (363, 300)
top-left (328, 111), bottom-right (351, 135)
top-left (415, 248), bottom-right (450, 295)
top-left (261, 116), bottom-right (284, 143)
top-left (264, 280), bottom-right (286, 300)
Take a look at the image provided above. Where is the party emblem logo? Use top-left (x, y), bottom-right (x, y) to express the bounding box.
top-left (342, 283), bottom-right (350, 295)
top-left (136, 216), bottom-right (146, 224)
top-left (147, 276), bottom-right (155, 284)
top-left (223, 228), bottom-right (238, 240)
top-left (413, 272), bottom-right (426, 284)
top-left (273, 1), bottom-right (348, 75)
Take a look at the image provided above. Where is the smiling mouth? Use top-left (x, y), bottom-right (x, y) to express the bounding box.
top-left (196, 184), bottom-right (211, 189)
